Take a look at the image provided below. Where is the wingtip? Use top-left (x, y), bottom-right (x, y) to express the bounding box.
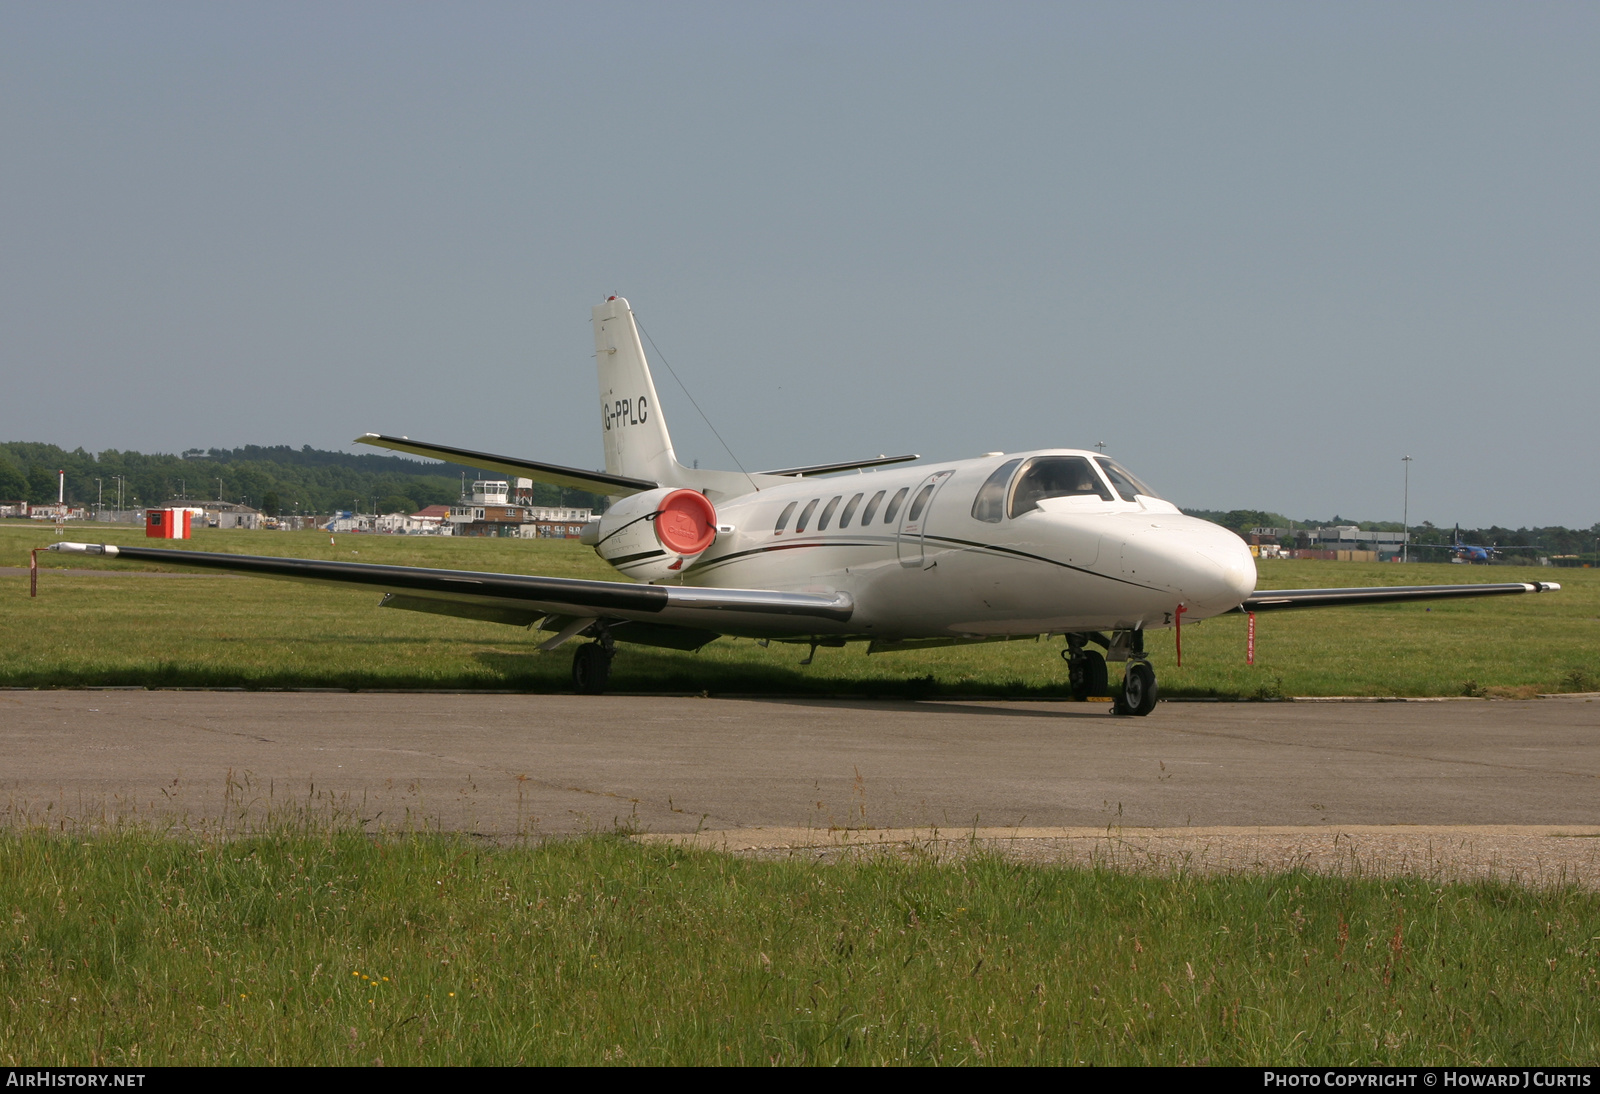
top-left (47, 542), bottom-right (119, 556)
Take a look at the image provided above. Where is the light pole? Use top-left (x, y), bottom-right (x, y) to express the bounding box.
top-left (1401, 456), bottom-right (1413, 563)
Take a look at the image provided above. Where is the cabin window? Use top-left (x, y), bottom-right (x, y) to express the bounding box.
top-left (1094, 457), bottom-right (1160, 502)
top-left (860, 490), bottom-right (886, 526)
top-left (883, 487), bottom-right (911, 524)
top-left (774, 500), bottom-right (797, 534)
top-left (794, 498), bottom-right (820, 533)
top-left (907, 484), bottom-right (936, 523)
top-left (839, 493), bottom-right (864, 528)
top-left (970, 458), bottom-right (1023, 522)
top-left (1008, 456), bottom-right (1113, 517)
top-left (817, 496), bottom-right (842, 530)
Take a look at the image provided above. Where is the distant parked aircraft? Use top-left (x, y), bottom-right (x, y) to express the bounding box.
top-left (1415, 525), bottom-right (1542, 564)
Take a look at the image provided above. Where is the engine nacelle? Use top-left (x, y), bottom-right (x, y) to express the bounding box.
top-left (589, 487), bottom-right (718, 582)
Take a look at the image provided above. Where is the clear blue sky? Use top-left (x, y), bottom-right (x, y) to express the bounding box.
top-left (2, 2), bottom-right (1595, 528)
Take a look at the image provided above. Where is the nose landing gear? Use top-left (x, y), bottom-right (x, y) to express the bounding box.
top-left (1114, 660), bottom-right (1158, 717)
top-left (1063, 629), bottom-right (1159, 715)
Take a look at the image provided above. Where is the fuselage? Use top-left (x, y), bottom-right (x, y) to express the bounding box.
top-left (604, 449), bottom-right (1257, 642)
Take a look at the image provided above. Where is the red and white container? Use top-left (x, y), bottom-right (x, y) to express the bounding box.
top-left (146, 508), bottom-right (192, 539)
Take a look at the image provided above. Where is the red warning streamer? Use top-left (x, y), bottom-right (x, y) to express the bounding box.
top-left (29, 548), bottom-right (38, 598)
top-left (1174, 603), bottom-right (1187, 667)
top-left (1247, 611), bottom-right (1256, 665)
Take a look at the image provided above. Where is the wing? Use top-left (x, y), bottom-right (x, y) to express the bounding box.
top-left (759, 454), bottom-right (920, 477)
top-left (1242, 581), bottom-right (1559, 612)
top-left (47, 543), bottom-right (853, 649)
top-left (354, 433), bottom-right (657, 497)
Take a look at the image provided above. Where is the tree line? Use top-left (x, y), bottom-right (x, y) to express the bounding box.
top-left (0, 442), bottom-right (606, 516)
top-left (1183, 508), bottom-right (1600, 557)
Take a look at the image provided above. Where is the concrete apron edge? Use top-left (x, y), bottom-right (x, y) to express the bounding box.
top-left (637, 824), bottom-right (1600, 853)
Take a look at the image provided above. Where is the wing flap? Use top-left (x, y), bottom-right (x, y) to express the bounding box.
top-left (355, 433), bottom-right (657, 496)
top-left (1242, 582), bottom-right (1560, 612)
top-left (379, 593), bottom-right (545, 627)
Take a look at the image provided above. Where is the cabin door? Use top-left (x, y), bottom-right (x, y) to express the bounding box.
top-left (896, 470), bottom-right (955, 569)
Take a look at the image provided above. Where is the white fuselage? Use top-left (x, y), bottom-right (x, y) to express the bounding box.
top-left (606, 449), bottom-right (1257, 642)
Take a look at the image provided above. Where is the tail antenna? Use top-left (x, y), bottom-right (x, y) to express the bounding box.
top-left (635, 318), bottom-right (760, 494)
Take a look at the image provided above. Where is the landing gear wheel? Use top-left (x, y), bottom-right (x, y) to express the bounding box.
top-left (571, 643), bottom-right (614, 695)
top-left (1067, 649), bottom-right (1108, 701)
top-left (1112, 661), bottom-right (1158, 717)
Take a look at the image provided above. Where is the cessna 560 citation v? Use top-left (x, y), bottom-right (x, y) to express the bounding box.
top-left (50, 297), bottom-right (1560, 715)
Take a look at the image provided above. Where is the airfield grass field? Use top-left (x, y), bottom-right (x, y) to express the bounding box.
top-left (3, 523), bottom-right (1595, 698)
top-left (3, 829), bottom-right (1599, 1066)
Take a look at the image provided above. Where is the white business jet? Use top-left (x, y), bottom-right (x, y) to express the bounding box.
top-left (50, 296), bottom-right (1560, 715)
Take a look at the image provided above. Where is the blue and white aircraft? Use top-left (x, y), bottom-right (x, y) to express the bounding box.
top-left (51, 297), bottom-right (1560, 715)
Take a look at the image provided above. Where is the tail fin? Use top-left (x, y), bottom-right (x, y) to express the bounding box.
top-left (593, 296), bottom-right (682, 486)
top-left (591, 297), bottom-right (764, 499)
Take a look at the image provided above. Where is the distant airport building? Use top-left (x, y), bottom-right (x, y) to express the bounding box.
top-left (1306, 526), bottom-right (1409, 548)
top-left (448, 480), bottom-right (593, 539)
top-left (192, 500), bottom-right (262, 529)
top-left (319, 482), bottom-right (593, 538)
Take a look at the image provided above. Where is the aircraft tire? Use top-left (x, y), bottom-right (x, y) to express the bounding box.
top-left (1113, 662), bottom-right (1158, 717)
top-left (1069, 650), bottom-right (1108, 701)
top-left (571, 643), bottom-right (613, 695)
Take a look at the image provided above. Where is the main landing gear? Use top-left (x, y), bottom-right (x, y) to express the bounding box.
top-left (1063, 630), bottom-right (1159, 716)
top-left (571, 638), bottom-right (615, 695)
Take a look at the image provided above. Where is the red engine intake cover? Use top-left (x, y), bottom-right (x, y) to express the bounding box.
top-left (654, 489), bottom-right (717, 555)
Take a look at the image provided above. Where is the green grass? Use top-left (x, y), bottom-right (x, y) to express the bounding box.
top-left (2, 829), bottom-right (1596, 1065)
top-left (4, 523), bottom-right (1596, 697)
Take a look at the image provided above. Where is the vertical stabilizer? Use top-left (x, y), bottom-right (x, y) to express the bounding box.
top-left (594, 296), bottom-right (681, 486)
top-left (591, 297), bottom-right (765, 499)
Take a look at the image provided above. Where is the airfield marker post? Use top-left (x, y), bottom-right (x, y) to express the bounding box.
top-left (1247, 611), bottom-right (1256, 665)
top-left (30, 548), bottom-right (38, 597)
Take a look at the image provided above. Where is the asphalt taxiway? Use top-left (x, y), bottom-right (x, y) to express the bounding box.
top-left (4, 690), bottom-right (1596, 840)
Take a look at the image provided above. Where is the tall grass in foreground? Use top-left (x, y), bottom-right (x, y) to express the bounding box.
top-left (2, 831), bottom-right (1596, 1065)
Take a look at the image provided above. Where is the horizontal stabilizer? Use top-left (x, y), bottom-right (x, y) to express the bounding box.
top-left (759, 454), bottom-right (920, 477)
top-left (1242, 582), bottom-right (1559, 612)
top-left (355, 433), bottom-right (657, 496)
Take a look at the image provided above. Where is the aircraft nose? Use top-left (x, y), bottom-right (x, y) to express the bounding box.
top-left (1204, 526), bottom-right (1259, 608)
top-left (1117, 517), bottom-right (1257, 614)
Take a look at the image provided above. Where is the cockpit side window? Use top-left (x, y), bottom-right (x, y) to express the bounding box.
top-left (1008, 456), bottom-right (1113, 518)
top-left (971, 458), bottom-right (1023, 523)
top-left (1094, 457), bottom-right (1160, 502)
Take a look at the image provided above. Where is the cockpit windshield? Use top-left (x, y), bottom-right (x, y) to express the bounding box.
top-left (1094, 457), bottom-right (1160, 502)
top-left (971, 458), bottom-right (1023, 523)
top-left (1008, 456), bottom-right (1112, 517)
